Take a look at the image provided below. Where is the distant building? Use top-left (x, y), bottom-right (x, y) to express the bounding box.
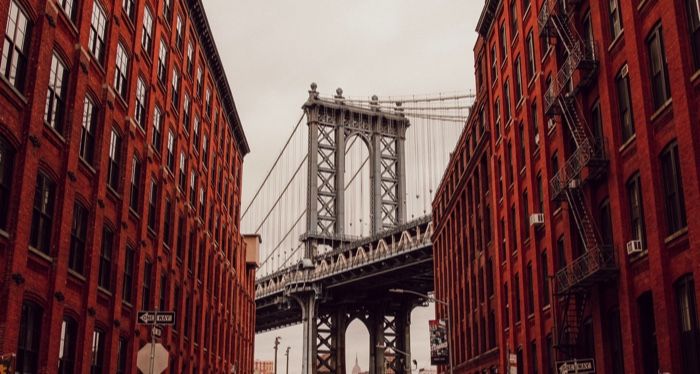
top-left (351, 355), bottom-right (362, 374)
top-left (254, 360), bottom-right (274, 374)
top-left (418, 368), bottom-right (437, 374)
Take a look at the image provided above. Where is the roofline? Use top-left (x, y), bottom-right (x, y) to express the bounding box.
top-left (476, 0), bottom-right (502, 37)
top-left (188, 0), bottom-right (250, 156)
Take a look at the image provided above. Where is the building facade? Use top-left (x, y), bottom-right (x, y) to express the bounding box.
top-left (0, 0), bottom-right (255, 373)
top-left (434, 0), bottom-right (700, 373)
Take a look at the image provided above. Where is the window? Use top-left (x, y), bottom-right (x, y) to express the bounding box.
top-left (1, 0), bottom-right (32, 91)
top-left (164, 198), bottom-right (173, 247)
top-left (514, 273), bottom-right (521, 322)
top-left (58, 317), bottom-right (78, 374)
top-left (615, 68), bottom-right (635, 141)
top-left (609, 0), bottom-right (623, 40)
top-left (647, 24), bottom-right (671, 110)
top-left (193, 116), bottom-right (200, 148)
top-left (158, 38), bottom-right (168, 84)
top-left (123, 246), bottom-right (135, 303)
top-left (491, 45), bottom-right (498, 84)
top-left (205, 88), bottom-right (212, 117)
top-left (44, 53), bottom-right (69, 133)
top-left (17, 301), bottom-right (42, 374)
top-left (0, 136), bottom-right (15, 230)
top-left (68, 203), bottom-right (88, 274)
top-left (676, 275), bottom-right (700, 374)
top-left (199, 187), bottom-right (205, 218)
top-left (142, 6), bottom-right (154, 54)
top-left (522, 189), bottom-right (529, 240)
top-left (176, 15), bottom-right (183, 50)
top-left (494, 98), bottom-right (501, 140)
top-left (107, 128), bottom-right (122, 190)
top-left (510, 0), bottom-right (517, 37)
top-left (79, 96), bottom-right (98, 165)
top-left (526, 263), bottom-right (534, 315)
top-left (202, 134), bottom-right (209, 166)
top-left (638, 291), bottom-right (659, 374)
top-left (688, 0), bottom-right (700, 70)
top-left (152, 106), bottom-right (162, 151)
top-left (599, 198), bottom-right (614, 245)
top-left (183, 94), bottom-right (191, 132)
top-left (163, 0), bottom-right (173, 21)
top-left (122, 0), bottom-right (136, 21)
top-left (526, 30), bottom-right (535, 80)
top-left (519, 123), bottom-right (526, 170)
top-left (114, 43), bottom-right (129, 99)
top-left (90, 328), bottom-right (105, 374)
top-left (187, 43), bottom-right (194, 74)
top-left (196, 67), bottom-right (203, 97)
top-left (660, 141), bottom-right (687, 234)
top-left (607, 307), bottom-right (625, 373)
top-left (159, 274), bottom-right (168, 310)
top-left (171, 68), bottom-right (180, 108)
top-left (541, 251), bottom-right (550, 306)
top-left (557, 235), bottom-right (566, 271)
top-left (530, 340), bottom-right (538, 374)
top-left (179, 152), bottom-right (187, 191)
top-left (167, 131), bottom-right (175, 171)
top-left (627, 172), bottom-right (646, 249)
top-left (98, 226), bottom-right (114, 290)
top-left (129, 156), bottom-right (141, 212)
top-left (590, 100), bottom-right (603, 145)
top-left (500, 22), bottom-right (508, 61)
top-left (30, 172), bottom-right (55, 254)
top-left (134, 77), bottom-right (147, 128)
top-left (148, 178), bottom-right (158, 230)
top-left (536, 173), bottom-right (544, 213)
top-left (116, 337), bottom-right (128, 374)
top-left (88, 1), bottom-right (107, 62)
top-left (142, 260), bottom-right (152, 308)
top-left (504, 79), bottom-right (511, 122)
top-left (177, 216), bottom-right (185, 261)
top-left (514, 56), bottom-right (523, 102)
top-left (190, 171), bottom-right (197, 206)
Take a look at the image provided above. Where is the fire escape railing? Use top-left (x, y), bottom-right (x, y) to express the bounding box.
top-left (539, 0), bottom-right (616, 355)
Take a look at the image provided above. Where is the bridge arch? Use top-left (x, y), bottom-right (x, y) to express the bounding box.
top-left (344, 132), bottom-right (372, 238)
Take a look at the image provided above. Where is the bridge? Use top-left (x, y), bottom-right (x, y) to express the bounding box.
top-left (244, 84), bottom-right (473, 374)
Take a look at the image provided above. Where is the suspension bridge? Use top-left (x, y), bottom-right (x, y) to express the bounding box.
top-left (244, 83), bottom-right (473, 374)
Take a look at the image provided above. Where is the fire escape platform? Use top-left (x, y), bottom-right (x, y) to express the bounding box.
top-left (555, 246), bottom-right (618, 295)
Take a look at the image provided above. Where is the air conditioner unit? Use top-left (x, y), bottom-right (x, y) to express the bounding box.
top-left (626, 240), bottom-right (643, 255)
top-left (534, 133), bottom-right (540, 145)
top-left (529, 213), bottom-right (545, 226)
top-left (569, 179), bottom-right (581, 189)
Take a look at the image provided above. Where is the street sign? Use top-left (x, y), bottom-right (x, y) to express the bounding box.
top-left (557, 358), bottom-right (595, 374)
top-left (137, 311), bottom-right (175, 325)
top-left (137, 342), bottom-right (169, 374)
top-left (509, 353), bottom-right (518, 374)
top-left (151, 326), bottom-right (162, 338)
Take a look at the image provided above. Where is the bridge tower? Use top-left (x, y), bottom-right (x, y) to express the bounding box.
top-left (295, 83), bottom-right (413, 374)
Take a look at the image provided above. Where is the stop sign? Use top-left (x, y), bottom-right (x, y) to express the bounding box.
top-left (136, 343), bottom-right (169, 374)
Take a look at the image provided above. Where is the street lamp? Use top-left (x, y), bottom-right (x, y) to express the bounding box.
top-left (376, 343), bottom-right (417, 373)
top-left (285, 346), bottom-right (291, 374)
top-left (274, 336), bottom-right (281, 374)
top-left (389, 289), bottom-right (453, 374)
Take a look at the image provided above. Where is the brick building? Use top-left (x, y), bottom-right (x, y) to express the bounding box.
top-left (0, 0), bottom-right (255, 373)
top-left (433, 0), bottom-right (700, 373)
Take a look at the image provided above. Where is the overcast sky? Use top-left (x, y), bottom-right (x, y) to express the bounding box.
top-left (203, 1), bottom-right (484, 372)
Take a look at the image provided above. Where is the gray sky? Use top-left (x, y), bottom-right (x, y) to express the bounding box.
top-left (203, 1), bottom-right (484, 372)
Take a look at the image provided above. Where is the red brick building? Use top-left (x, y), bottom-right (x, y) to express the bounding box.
top-left (433, 0), bottom-right (700, 373)
top-left (0, 0), bottom-right (255, 373)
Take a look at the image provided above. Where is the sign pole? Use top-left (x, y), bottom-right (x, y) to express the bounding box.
top-left (150, 309), bottom-right (158, 374)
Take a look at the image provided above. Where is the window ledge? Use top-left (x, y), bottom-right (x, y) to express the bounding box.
top-left (67, 269), bottom-right (86, 282)
top-left (0, 75), bottom-right (28, 109)
top-left (691, 70), bottom-right (700, 85)
top-left (618, 134), bottom-right (637, 155)
top-left (608, 30), bottom-right (625, 53)
top-left (107, 185), bottom-right (122, 202)
top-left (78, 157), bottom-right (97, 176)
top-left (43, 123), bottom-right (67, 145)
top-left (0, 229), bottom-right (9, 240)
top-left (97, 286), bottom-right (113, 297)
top-left (649, 98), bottom-right (673, 124)
top-left (28, 246), bottom-right (53, 263)
top-left (664, 227), bottom-right (688, 245)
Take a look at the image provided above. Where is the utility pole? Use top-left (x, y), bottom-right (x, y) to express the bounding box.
top-left (274, 336), bottom-right (281, 374)
top-left (285, 347), bottom-right (291, 374)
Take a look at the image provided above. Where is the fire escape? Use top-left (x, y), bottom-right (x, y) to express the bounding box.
top-left (538, 0), bottom-right (617, 357)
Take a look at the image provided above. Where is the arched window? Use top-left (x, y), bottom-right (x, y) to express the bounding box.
top-left (30, 171), bottom-right (56, 254)
top-left (58, 316), bottom-right (78, 373)
top-left (17, 300), bottom-right (43, 373)
top-left (0, 136), bottom-right (14, 230)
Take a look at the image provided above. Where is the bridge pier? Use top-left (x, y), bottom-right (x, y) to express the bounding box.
top-left (369, 302), bottom-right (414, 374)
